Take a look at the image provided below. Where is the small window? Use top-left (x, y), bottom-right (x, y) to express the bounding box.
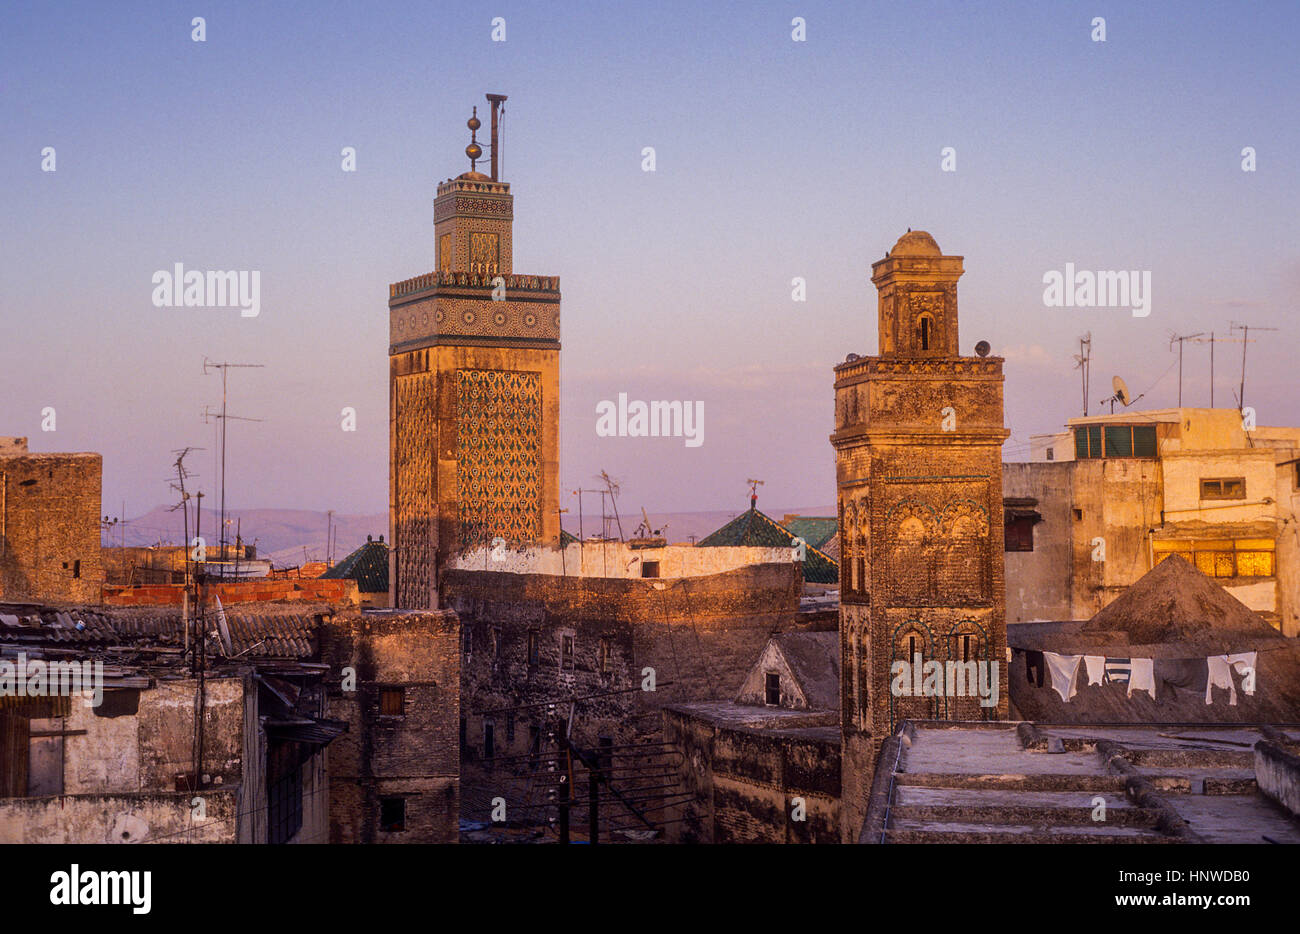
top-left (641, 560), bottom-right (660, 579)
top-left (379, 688), bottom-right (405, 717)
top-left (527, 630), bottom-right (540, 669)
top-left (960, 634), bottom-right (973, 663)
top-left (506, 713), bottom-right (515, 744)
top-left (764, 672), bottom-right (780, 706)
top-left (462, 624), bottom-right (473, 657)
top-left (917, 315), bottom-right (933, 351)
top-left (529, 724), bottom-right (541, 756)
top-left (379, 797), bottom-right (406, 833)
top-left (1004, 516), bottom-right (1034, 552)
top-left (908, 635), bottom-right (918, 660)
top-left (599, 637), bottom-right (610, 673)
top-left (1201, 478), bottom-right (1245, 500)
top-left (560, 635), bottom-right (574, 672)
top-left (1045, 447), bottom-right (1054, 461)
top-left (73, 560), bottom-right (81, 579)
top-left (490, 627), bottom-right (501, 658)
top-left (1072, 508), bottom-right (1083, 521)
top-left (483, 722), bottom-right (495, 759)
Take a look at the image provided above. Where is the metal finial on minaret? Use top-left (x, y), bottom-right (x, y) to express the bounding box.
top-left (465, 107), bottom-right (483, 172)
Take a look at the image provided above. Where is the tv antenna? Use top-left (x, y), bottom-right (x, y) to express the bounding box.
top-left (595, 471), bottom-right (625, 541)
top-left (746, 478), bottom-right (765, 510)
top-left (1072, 333), bottom-right (1092, 416)
top-left (1168, 331), bottom-right (1204, 407)
top-left (202, 357), bottom-right (264, 572)
top-left (1229, 322), bottom-right (1275, 412)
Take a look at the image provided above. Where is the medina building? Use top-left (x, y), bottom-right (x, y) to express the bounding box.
top-left (1005, 407), bottom-right (1300, 634)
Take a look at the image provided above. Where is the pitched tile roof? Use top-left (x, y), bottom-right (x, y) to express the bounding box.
top-left (698, 508), bottom-right (839, 584)
top-left (781, 517), bottom-right (838, 550)
top-left (0, 604), bottom-right (327, 659)
top-left (320, 539), bottom-right (389, 594)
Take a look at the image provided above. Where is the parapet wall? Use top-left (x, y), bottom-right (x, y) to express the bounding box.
top-left (102, 577), bottom-right (358, 607)
top-left (1255, 740), bottom-right (1300, 818)
top-left (443, 561), bottom-right (799, 623)
top-left (448, 542), bottom-right (797, 580)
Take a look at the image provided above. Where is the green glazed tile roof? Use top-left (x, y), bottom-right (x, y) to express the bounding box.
top-left (698, 508), bottom-right (839, 584)
top-left (781, 517), bottom-right (838, 550)
top-left (321, 539), bottom-right (389, 593)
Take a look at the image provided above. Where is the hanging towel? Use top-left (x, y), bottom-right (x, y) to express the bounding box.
top-left (1024, 650), bottom-right (1045, 688)
top-left (1044, 652), bottom-right (1083, 702)
top-left (1154, 657), bottom-right (1208, 697)
top-left (1083, 656), bottom-right (1106, 686)
top-left (1227, 652), bottom-right (1258, 697)
top-left (1127, 657), bottom-right (1156, 700)
top-left (1103, 658), bottom-right (1132, 684)
top-left (1206, 655), bottom-right (1237, 706)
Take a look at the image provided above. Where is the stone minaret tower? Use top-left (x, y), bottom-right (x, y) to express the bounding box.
top-left (832, 231), bottom-right (1009, 841)
top-left (388, 94), bottom-right (561, 609)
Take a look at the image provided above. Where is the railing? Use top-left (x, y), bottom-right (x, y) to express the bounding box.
top-left (389, 271), bottom-right (560, 299)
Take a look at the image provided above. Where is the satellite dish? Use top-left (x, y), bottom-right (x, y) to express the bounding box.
top-left (846, 353), bottom-right (860, 362)
top-left (974, 340), bottom-right (991, 358)
top-left (1112, 375), bottom-right (1131, 406)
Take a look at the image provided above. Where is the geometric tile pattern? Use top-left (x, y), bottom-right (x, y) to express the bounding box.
top-left (395, 372), bottom-right (435, 609)
top-left (456, 369), bottom-right (542, 545)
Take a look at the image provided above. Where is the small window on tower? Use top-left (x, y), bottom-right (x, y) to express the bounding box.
top-left (918, 315), bottom-right (933, 351)
top-left (439, 233), bottom-right (452, 273)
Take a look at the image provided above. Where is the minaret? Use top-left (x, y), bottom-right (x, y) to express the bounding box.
top-left (388, 94), bottom-right (561, 609)
top-left (832, 230), bottom-right (1009, 841)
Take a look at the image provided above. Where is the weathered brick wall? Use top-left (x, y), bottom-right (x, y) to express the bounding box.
top-left (447, 564), bottom-right (801, 750)
top-left (102, 577), bottom-right (358, 607)
top-left (320, 611), bottom-right (460, 843)
top-left (0, 452), bottom-right (103, 604)
top-left (663, 707), bottom-right (841, 844)
top-left (447, 564), bottom-right (805, 827)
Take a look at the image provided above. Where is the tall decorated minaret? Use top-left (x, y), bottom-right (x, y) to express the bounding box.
top-left (832, 230), bottom-right (1009, 841)
top-left (388, 94), bottom-right (561, 609)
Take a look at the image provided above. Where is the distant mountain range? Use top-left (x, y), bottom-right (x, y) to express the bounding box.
top-left (106, 504), bottom-right (837, 570)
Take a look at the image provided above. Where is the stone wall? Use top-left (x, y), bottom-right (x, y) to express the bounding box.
top-left (102, 577), bottom-right (358, 607)
top-left (1254, 740), bottom-right (1300, 818)
top-left (0, 452), bottom-right (103, 604)
top-left (663, 704), bottom-right (840, 844)
top-left (320, 611), bottom-right (461, 843)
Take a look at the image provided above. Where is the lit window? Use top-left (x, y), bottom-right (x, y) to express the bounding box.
top-left (379, 688), bottom-right (405, 717)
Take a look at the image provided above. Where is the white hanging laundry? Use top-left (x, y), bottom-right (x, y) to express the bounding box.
top-left (1226, 651), bottom-right (1257, 697)
top-left (1083, 655), bottom-right (1106, 686)
top-left (1206, 655), bottom-right (1237, 706)
top-left (1127, 657), bottom-right (1156, 700)
top-left (1044, 652), bottom-right (1083, 702)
